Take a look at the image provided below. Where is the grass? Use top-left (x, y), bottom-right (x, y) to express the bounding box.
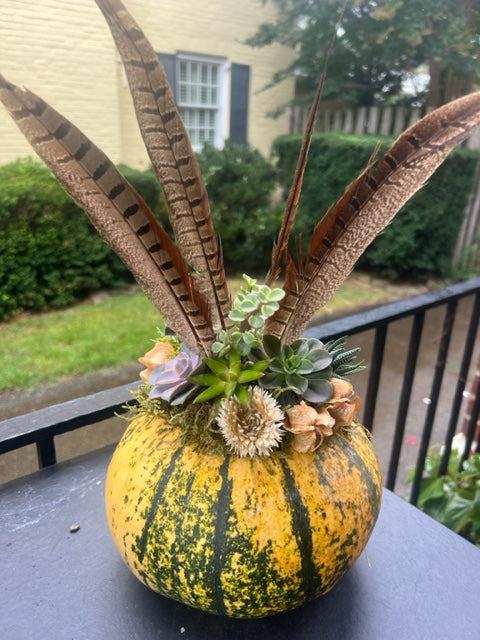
top-left (0, 273), bottom-right (428, 392)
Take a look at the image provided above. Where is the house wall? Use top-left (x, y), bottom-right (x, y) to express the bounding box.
top-left (0, 0), bottom-right (294, 168)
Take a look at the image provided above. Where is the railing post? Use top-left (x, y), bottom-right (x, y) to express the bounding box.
top-left (36, 437), bottom-right (57, 468)
top-left (362, 324), bottom-right (387, 431)
top-left (410, 300), bottom-right (458, 505)
top-left (439, 292), bottom-right (480, 475)
top-left (386, 312), bottom-right (425, 490)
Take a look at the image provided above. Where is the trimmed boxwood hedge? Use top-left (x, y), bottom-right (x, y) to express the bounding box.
top-left (0, 159), bottom-right (165, 320)
top-left (273, 133), bottom-right (480, 280)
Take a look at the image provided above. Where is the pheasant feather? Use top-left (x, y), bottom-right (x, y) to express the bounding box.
top-left (265, 5), bottom-right (345, 287)
top-left (266, 92), bottom-right (480, 343)
top-left (94, 0), bottom-right (231, 331)
top-left (0, 74), bottom-right (214, 354)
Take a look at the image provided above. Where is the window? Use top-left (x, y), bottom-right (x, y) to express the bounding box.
top-left (176, 55), bottom-right (225, 150)
top-left (158, 53), bottom-right (250, 149)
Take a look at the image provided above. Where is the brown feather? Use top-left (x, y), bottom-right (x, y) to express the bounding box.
top-left (267, 92), bottom-right (480, 343)
top-left (265, 4), bottom-right (346, 287)
top-left (94, 0), bottom-right (231, 330)
top-left (0, 74), bottom-right (214, 354)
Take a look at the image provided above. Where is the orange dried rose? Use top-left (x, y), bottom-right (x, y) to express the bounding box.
top-left (138, 341), bottom-right (176, 383)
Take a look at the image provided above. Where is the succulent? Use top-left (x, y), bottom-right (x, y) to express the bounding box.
top-left (212, 275), bottom-right (285, 358)
top-left (324, 337), bottom-right (366, 379)
top-left (189, 348), bottom-right (269, 404)
top-left (256, 335), bottom-right (333, 404)
top-left (149, 346), bottom-right (204, 406)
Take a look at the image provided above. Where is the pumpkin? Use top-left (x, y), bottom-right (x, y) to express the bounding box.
top-left (105, 413), bottom-right (382, 618)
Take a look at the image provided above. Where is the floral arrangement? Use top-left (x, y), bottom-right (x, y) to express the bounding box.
top-left (136, 274), bottom-right (364, 458)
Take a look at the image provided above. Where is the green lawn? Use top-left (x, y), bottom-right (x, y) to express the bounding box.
top-left (0, 274), bottom-right (424, 392)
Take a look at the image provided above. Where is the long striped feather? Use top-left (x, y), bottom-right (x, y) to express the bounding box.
top-left (94, 0), bottom-right (231, 331)
top-left (265, 3), bottom-right (346, 287)
top-left (0, 74), bottom-right (214, 354)
top-left (266, 92), bottom-right (480, 343)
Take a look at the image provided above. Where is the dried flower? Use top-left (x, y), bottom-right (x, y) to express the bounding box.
top-left (216, 387), bottom-right (285, 457)
top-left (139, 341), bottom-right (176, 383)
top-left (286, 401), bottom-right (335, 452)
top-left (328, 378), bottom-right (361, 427)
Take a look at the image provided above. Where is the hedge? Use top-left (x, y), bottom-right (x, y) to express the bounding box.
top-left (0, 148), bottom-right (280, 320)
top-left (197, 141), bottom-right (280, 274)
top-left (0, 159), bottom-right (163, 320)
top-left (272, 133), bottom-right (480, 280)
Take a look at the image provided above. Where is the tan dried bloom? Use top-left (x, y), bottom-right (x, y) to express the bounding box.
top-left (216, 387), bottom-right (285, 458)
top-left (328, 378), bottom-right (361, 427)
top-left (330, 378), bottom-right (355, 401)
top-left (286, 401), bottom-right (335, 452)
top-left (139, 341), bottom-right (176, 383)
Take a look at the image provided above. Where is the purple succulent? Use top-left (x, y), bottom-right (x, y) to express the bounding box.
top-left (148, 346), bottom-right (204, 406)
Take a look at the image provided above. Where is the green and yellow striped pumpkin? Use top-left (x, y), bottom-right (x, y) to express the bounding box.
top-left (105, 414), bottom-right (382, 618)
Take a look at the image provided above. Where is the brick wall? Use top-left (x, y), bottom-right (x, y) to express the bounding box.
top-left (0, 0), bottom-right (294, 167)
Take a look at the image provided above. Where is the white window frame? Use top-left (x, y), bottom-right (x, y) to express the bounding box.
top-left (176, 53), bottom-right (227, 151)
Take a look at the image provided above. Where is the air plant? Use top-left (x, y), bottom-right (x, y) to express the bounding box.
top-left (1, 0), bottom-right (479, 456)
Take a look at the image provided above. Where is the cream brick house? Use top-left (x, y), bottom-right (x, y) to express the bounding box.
top-left (0, 0), bottom-right (294, 168)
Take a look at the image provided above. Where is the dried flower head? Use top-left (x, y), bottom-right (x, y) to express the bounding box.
top-left (139, 341), bottom-right (176, 383)
top-left (286, 401), bottom-right (335, 452)
top-left (328, 378), bottom-right (361, 427)
top-left (216, 387), bottom-right (285, 457)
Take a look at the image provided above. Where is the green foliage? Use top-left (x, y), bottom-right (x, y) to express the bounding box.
top-left (197, 141), bottom-right (280, 274)
top-left (256, 335), bottom-right (333, 404)
top-left (409, 450), bottom-right (480, 547)
top-left (273, 133), bottom-right (480, 280)
top-left (0, 159), bottom-right (162, 320)
top-left (190, 349), bottom-right (269, 404)
top-left (212, 274), bottom-right (285, 357)
top-left (324, 337), bottom-right (365, 379)
top-left (246, 0), bottom-right (480, 108)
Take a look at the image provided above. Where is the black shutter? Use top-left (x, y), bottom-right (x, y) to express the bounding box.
top-left (158, 53), bottom-right (177, 96)
top-left (230, 63), bottom-right (250, 145)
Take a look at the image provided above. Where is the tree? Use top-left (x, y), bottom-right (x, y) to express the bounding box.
top-left (247, 0), bottom-right (480, 109)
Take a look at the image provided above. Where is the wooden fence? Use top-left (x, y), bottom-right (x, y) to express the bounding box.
top-left (289, 103), bottom-right (480, 267)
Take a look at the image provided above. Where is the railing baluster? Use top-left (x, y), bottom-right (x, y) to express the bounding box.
top-left (440, 292), bottom-right (480, 475)
top-left (36, 437), bottom-right (57, 468)
top-left (386, 312), bottom-right (425, 490)
top-left (362, 324), bottom-right (387, 431)
top-left (410, 300), bottom-right (458, 505)
top-left (461, 382), bottom-right (480, 467)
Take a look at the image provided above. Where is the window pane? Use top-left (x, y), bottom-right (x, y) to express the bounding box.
top-left (179, 61), bottom-right (187, 82)
top-left (177, 57), bottom-right (222, 149)
top-left (190, 62), bottom-right (198, 83)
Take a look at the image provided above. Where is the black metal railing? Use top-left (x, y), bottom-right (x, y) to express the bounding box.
top-left (1, 277), bottom-right (479, 504)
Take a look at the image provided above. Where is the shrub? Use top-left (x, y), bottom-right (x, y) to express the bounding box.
top-left (198, 141), bottom-right (280, 274)
top-left (0, 159), bottom-right (162, 320)
top-left (409, 449), bottom-right (480, 547)
top-left (273, 133), bottom-right (480, 280)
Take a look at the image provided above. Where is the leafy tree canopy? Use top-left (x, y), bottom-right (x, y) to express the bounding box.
top-left (247, 0), bottom-right (480, 108)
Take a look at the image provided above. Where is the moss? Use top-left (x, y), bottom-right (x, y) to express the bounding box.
top-left (126, 385), bottom-right (229, 455)
top-left (124, 385), bottom-right (361, 458)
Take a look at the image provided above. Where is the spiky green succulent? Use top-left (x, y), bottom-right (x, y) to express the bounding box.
top-left (189, 348), bottom-right (269, 404)
top-left (324, 337), bottom-right (365, 379)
